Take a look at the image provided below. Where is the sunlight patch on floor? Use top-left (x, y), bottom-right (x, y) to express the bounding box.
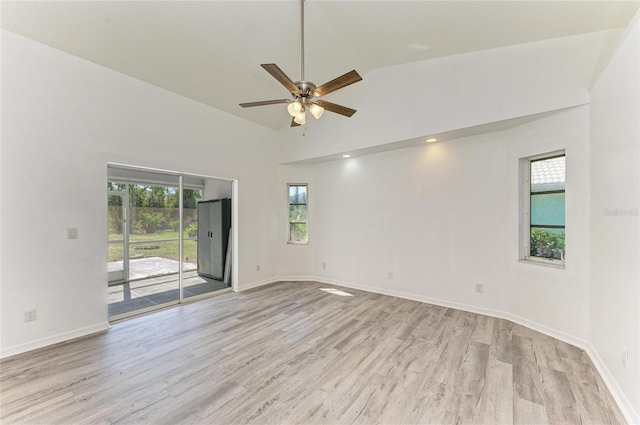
top-left (320, 288), bottom-right (353, 297)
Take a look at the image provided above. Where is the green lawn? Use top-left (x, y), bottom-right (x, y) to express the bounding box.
top-left (108, 232), bottom-right (198, 263)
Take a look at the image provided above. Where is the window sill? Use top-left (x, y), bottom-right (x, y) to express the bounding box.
top-left (518, 258), bottom-right (565, 269)
top-left (287, 241), bottom-right (308, 245)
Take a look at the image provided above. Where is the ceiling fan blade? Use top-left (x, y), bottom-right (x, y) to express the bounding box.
top-left (291, 117), bottom-right (301, 127)
top-left (313, 70), bottom-right (362, 97)
top-left (261, 64), bottom-right (300, 95)
top-left (314, 100), bottom-right (357, 117)
top-left (239, 99), bottom-right (290, 108)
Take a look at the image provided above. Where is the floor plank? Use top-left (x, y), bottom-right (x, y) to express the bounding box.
top-left (514, 397), bottom-right (550, 425)
top-left (0, 281), bottom-right (628, 424)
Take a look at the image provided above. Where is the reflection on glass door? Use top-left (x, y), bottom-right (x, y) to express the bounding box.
top-left (108, 186), bottom-right (128, 284)
top-left (184, 182), bottom-right (233, 299)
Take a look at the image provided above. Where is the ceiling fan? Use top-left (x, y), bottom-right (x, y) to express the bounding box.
top-left (239, 0), bottom-right (362, 127)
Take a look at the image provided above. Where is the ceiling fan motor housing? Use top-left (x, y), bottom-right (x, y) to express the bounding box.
top-left (294, 81), bottom-right (316, 98)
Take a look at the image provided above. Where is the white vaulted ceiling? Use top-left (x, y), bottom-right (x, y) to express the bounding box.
top-left (2, 1), bottom-right (638, 130)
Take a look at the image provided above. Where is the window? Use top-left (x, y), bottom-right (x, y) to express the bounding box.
top-left (521, 153), bottom-right (565, 265)
top-left (288, 184), bottom-right (308, 244)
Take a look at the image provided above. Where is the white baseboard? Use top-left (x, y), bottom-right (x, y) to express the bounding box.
top-left (238, 277), bottom-right (278, 291)
top-left (504, 311), bottom-right (590, 351)
top-left (1, 321), bottom-right (111, 359)
top-left (584, 343), bottom-right (640, 425)
top-left (284, 276), bottom-right (639, 425)
top-left (320, 276), bottom-right (509, 320)
top-left (275, 275), bottom-right (318, 282)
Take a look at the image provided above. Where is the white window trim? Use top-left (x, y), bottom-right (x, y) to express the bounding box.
top-left (519, 150), bottom-right (566, 268)
top-left (287, 183), bottom-right (308, 245)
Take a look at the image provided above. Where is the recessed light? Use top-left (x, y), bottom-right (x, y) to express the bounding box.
top-left (426, 138), bottom-right (437, 143)
top-left (342, 154), bottom-right (351, 158)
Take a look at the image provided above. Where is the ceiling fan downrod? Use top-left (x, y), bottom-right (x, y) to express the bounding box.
top-left (293, 0), bottom-right (316, 107)
top-left (300, 0), bottom-right (305, 82)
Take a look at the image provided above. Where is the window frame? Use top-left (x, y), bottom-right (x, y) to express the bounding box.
top-left (287, 183), bottom-right (309, 245)
top-left (520, 151), bottom-right (566, 267)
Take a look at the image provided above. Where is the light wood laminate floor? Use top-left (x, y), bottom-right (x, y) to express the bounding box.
top-left (0, 281), bottom-right (627, 424)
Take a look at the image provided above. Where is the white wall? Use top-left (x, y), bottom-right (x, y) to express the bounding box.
top-left (0, 31), bottom-right (279, 357)
top-left (203, 179), bottom-right (232, 201)
top-left (312, 133), bottom-right (509, 313)
top-left (276, 165), bottom-right (316, 279)
top-left (505, 107), bottom-right (591, 341)
top-left (278, 29), bottom-right (621, 164)
top-left (589, 15), bottom-right (640, 421)
top-left (309, 106), bottom-right (591, 340)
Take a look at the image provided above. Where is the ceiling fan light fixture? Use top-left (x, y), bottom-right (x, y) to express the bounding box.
top-left (294, 111), bottom-right (306, 125)
top-left (309, 103), bottom-right (324, 119)
top-left (287, 100), bottom-right (303, 117)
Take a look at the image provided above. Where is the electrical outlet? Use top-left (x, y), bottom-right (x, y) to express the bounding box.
top-left (322, 262), bottom-right (326, 269)
top-left (256, 265), bottom-right (260, 272)
top-left (387, 271), bottom-right (393, 279)
top-left (475, 283), bottom-right (484, 293)
top-left (622, 346), bottom-right (628, 369)
top-left (25, 309), bottom-right (37, 322)
top-left (67, 227), bottom-right (78, 239)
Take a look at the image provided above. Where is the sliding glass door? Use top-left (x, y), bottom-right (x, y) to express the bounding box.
top-left (108, 172), bottom-right (181, 318)
top-left (107, 165), bottom-right (234, 320)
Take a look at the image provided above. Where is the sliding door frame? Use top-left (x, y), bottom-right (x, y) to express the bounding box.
top-left (107, 188), bottom-right (129, 284)
top-left (107, 163), bottom-right (238, 321)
